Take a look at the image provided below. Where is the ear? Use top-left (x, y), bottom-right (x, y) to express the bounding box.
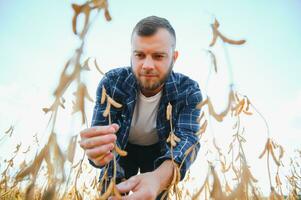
top-left (173, 50), bottom-right (179, 62)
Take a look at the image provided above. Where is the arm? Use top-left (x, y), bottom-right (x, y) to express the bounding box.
top-left (81, 75), bottom-right (121, 168)
top-left (153, 160), bottom-right (175, 192)
top-left (113, 160), bottom-right (175, 200)
top-left (155, 81), bottom-right (202, 180)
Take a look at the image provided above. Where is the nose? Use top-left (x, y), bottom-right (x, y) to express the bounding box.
top-left (142, 56), bottom-right (155, 70)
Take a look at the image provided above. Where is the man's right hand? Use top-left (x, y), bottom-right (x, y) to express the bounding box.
top-left (79, 124), bottom-right (119, 167)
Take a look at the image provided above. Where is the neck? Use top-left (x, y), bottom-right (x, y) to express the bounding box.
top-left (140, 85), bottom-right (163, 97)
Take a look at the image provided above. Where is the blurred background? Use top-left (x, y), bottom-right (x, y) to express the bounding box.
top-left (0, 0), bottom-right (300, 196)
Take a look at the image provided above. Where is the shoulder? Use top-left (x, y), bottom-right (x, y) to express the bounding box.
top-left (99, 66), bottom-right (133, 88)
top-left (169, 71), bottom-right (202, 104)
top-left (104, 66), bottom-right (132, 81)
top-left (96, 66), bottom-right (134, 100)
top-left (172, 72), bottom-right (199, 90)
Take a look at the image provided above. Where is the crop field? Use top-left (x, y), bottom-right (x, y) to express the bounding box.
top-left (0, 1), bottom-right (300, 199)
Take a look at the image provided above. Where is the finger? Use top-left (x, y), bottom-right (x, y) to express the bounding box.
top-left (116, 176), bottom-right (140, 194)
top-left (111, 123), bottom-right (120, 132)
top-left (109, 196), bottom-right (123, 200)
top-left (93, 152), bottom-right (114, 166)
top-left (79, 134), bottom-right (116, 149)
top-left (122, 189), bottom-right (155, 200)
top-left (120, 191), bottom-right (143, 200)
top-left (86, 143), bottom-right (115, 159)
top-left (80, 124), bottom-right (119, 138)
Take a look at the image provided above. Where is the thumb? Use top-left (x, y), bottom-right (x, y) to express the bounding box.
top-left (116, 176), bottom-right (139, 194)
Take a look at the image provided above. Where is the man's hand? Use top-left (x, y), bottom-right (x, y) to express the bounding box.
top-left (110, 160), bottom-right (175, 200)
top-left (111, 172), bottom-right (160, 200)
top-left (79, 124), bottom-right (119, 167)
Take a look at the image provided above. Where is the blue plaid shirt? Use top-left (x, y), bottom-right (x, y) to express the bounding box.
top-left (90, 67), bottom-right (202, 181)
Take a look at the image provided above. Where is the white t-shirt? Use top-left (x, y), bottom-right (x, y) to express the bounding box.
top-left (128, 91), bottom-right (162, 145)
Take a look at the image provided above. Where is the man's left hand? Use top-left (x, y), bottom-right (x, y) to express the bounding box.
top-left (110, 160), bottom-right (175, 200)
top-left (111, 172), bottom-right (160, 200)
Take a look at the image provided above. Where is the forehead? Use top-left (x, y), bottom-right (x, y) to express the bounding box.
top-left (131, 28), bottom-right (174, 52)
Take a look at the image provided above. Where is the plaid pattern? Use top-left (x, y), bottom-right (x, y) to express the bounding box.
top-left (90, 66), bottom-right (202, 181)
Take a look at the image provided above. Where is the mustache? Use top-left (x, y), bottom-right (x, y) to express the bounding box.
top-left (139, 71), bottom-right (159, 76)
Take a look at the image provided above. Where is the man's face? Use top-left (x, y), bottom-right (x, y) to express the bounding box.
top-left (131, 28), bottom-right (178, 97)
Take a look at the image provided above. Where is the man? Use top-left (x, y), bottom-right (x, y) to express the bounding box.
top-left (79, 16), bottom-right (202, 200)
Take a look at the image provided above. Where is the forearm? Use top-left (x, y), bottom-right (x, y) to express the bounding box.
top-left (153, 160), bottom-right (176, 193)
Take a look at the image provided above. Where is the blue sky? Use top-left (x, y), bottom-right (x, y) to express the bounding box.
top-left (0, 0), bottom-right (300, 195)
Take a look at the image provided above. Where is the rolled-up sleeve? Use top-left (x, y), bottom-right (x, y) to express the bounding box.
top-left (155, 82), bottom-right (202, 180)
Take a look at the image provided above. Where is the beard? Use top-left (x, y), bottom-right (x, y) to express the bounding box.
top-left (131, 60), bottom-right (174, 92)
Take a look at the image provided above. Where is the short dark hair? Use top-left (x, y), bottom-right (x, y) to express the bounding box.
top-left (131, 16), bottom-right (176, 48)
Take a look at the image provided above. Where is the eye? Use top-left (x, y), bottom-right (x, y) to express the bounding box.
top-left (134, 53), bottom-right (145, 59)
top-left (153, 54), bottom-right (164, 60)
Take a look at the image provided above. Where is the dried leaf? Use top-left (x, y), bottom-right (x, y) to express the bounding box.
top-left (113, 185), bottom-right (122, 199)
top-left (173, 134), bottom-right (181, 143)
top-left (42, 107), bottom-right (51, 114)
top-left (25, 183), bottom-right (35, 200)
top-left (213, 138), bottom-right (221, 152)
top-left (16, 145), bottom-right (48, 181)
top-left (207, 98), bottom-right (226, 122)
top-left (209, 19), bottom-right (219, 47)
top-left (72, 83), bottom-right (94, 124)
top-left (99, 180), bottom-right (113, 200)
top-left (219, 33), bottom-right (246, 45)
top-left (259, 139), bottom-right (268, 159)
top-left (234, 99), bottom-right (245, 116)
top-left (244, 165), bottom-right (258, 183)
top-left (171, 139), bottom-right (176, 147)
top-left (101, 86), bottom-right (106, 104)
top-left (190, 147), bottom-right (196, 162)
top-left (91, 177), bottom-right (98, 189)
top-left (92, 0), bottom-right (107, 8)
top-left (196, 120), bottom-right (208, 136)
top-left (5, 126), bottom-right (13, 134)
top-left (103, 101), bottom-right (111, 117)
top-left (196, 99), bottom-right (208, 109)
top-left (221, 163), bottom-right (231, 173)
top-left (210, 166), bottom-right (225, 199)
top-left (225, 182), bottom-right (232, 193)
top-left (115, 145), bottom-right (127, 157)
top-left (71, 4), bottom-right (82, 35)
top-left (275, 174), bottom-right (282, 187)
top-left (94, 59), bottom-right (105, 75)
top-left (209, 18), bottom-right (246, 47)
top-left (166, 134), bottom-right (171, 143)
top-left (243, 110), bottom-right (253, 115)
top-left (166, 102), bottom-right (172, 120)
top-left (53, 59), bottom-right (77, 98)
top-left (279, 145), bottom-right (284, 160)
top-left (13, 143), bottom-right (21, 153)
top-left (71, 3), bottom-right (91, 37)
top-left (67, 135), bottom-right (78, 163)
top-left (104, 8), bottom-right (112, 21)
top-left (170, 164), bottom-right (180, 186)
top-left (49, 133), bottom-right (66, 179)
top-left (208, 50), bottom-right (218, 73)
top-left (245, 98), bottom-right (250, 111)
top-left (107, 96), bottom-right (122, 108)
top-left (271, 147), bottom-right (281, 166)
top-left (42, 185), bottom-right (56, 200)
top-left (82, 57), bottom-right (91, 70)
top-left (269, 188), bottom-right (283, 200)
top-left (197, 111), bottom-right (205, 123)
top-left (167, 133), bottom-right (181, 147)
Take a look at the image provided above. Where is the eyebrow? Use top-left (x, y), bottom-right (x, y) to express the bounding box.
top-left (133, 50), bottom-right (168, 55)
